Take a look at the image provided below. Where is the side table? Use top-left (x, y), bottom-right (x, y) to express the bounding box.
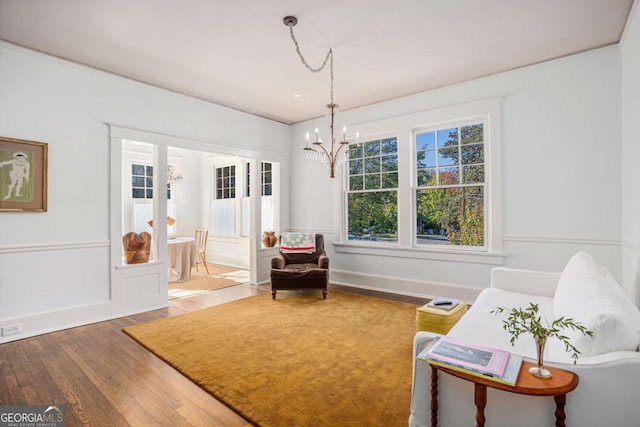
top-left (429, 361), bottom-right (579, 427)
top-left (416, 301), bottom-right (468, 334)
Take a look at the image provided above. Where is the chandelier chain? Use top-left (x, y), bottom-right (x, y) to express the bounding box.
top-left (287, 24), bottom-right (334, 104)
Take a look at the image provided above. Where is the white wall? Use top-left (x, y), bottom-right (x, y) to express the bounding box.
top-left (290, 46), bottom-right (623, 301)
top-left (622, 1), bottom-right (640, 305)
top-left (0, 41), bottom-right (290, 342)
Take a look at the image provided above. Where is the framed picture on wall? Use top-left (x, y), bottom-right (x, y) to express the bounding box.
top-left (0, 137), bottom-right (48, 212)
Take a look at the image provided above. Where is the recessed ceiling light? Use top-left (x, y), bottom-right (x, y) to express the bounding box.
top-left (293, 94), bottom-right (301, 98)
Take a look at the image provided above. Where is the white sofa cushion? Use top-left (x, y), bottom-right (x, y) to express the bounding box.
top-left (553, 252), bottom-right (639, 357)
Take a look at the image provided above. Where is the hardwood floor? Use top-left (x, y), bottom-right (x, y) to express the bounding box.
top-left (0, 284), bottom-right (427, 426)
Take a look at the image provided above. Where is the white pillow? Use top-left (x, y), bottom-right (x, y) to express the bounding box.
top-left (553, 252), bottom-right (639, 357)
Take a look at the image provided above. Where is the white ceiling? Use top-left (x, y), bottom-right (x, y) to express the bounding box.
top-left (0, 0), bottom-right (634, 124)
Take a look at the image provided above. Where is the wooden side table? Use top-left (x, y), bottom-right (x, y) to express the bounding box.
top-left (429, 361), bottom-right (579, 427)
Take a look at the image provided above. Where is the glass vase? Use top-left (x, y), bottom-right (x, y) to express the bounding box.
top-left (529, 335), bottom-right (552, 378)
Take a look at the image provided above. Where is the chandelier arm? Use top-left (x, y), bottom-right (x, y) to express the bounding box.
top-left (314, 142), bottom-right (332, 159)
top-left (334, 142), bottom-right (348, 157)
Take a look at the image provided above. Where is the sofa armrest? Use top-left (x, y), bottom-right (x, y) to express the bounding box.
top-left (318, 255), bottom-right (329, 269)
top-left (271, 255), bottom-right (285, 269)
top-left (490, 267), bottom-right (560, 297)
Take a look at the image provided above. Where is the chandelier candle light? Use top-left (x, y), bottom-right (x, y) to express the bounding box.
top-left (283, 15), bottom-right (356, 178)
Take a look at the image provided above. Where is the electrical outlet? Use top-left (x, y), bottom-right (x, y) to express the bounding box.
top-left (1, 324), bottom-right (21, 336)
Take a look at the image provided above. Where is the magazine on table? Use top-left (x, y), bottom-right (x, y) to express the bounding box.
top-left (418, 336), bottom-right (511, 377)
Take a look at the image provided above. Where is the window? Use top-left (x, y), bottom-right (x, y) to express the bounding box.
top-left (415, 123), bottom-right (485, 247)
top-left (262, 162), bottom-right (272, 196)
top-left (347, 137), bottom-right (398, 242)
top-left (131, 163), bottom-right (172, 199)
top-left (337, 99), bottom-right (500, 260)
top-left (245, 161), bottom-right (272, 197)
top-left (242, 161), bottom-right (274, 236)
top-left (130, 162), bottom-right (175, 235)
top-left (132, 164), bottom-right (154, 199)
top-left (216, 165), bottom-right (236, 199)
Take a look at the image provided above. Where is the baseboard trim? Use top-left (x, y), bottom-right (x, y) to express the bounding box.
top-left (329, 269), bottom-right (483, 303)
top-left (0, 300), bottom-right (168, 344)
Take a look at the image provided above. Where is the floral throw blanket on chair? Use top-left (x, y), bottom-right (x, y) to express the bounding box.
top-left (280, 232), bottom-right (316, 253)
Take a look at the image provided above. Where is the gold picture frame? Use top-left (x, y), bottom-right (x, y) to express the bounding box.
top-left (0, 137), bottom-right (48, 212)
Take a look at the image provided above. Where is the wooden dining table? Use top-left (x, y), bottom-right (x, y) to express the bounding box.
top-left (167, 237), bottom-right (197, 282)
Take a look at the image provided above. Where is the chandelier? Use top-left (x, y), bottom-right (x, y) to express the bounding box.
top-left (283, 15), bottom-right (354, 178)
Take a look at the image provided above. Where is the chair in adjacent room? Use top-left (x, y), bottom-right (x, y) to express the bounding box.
top-left (270, 233), bottom-right (329, 300)
top-left (194, 229), bottom-right (210, 274)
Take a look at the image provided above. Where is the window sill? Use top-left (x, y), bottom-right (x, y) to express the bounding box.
top-left (332, 241), bottom-right (505, 265)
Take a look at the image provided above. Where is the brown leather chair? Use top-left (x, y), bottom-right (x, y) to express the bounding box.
top-left (270, 234), bottom-right (329, 299)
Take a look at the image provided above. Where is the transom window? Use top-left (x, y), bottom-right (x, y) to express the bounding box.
top-left (347, 137), bottom-right (398, 242)
top-left (415, 123), bottom-right (485, 246)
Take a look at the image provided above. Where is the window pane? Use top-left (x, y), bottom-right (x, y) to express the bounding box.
top-left (461, 144), bottom-right (483, 165)
top-left (364, 140), bottom-right (380, 157)
top-left (263, 184), bottom-right (272, 196)
top-left (365, 157), bottom-right (380, 174)
top-left (381, 154), bottom-right (398, 172)
top-left (437, 128), bottom-right (458, 147)
top-left (463, 165), bottom-right (484, 184)
top-left (132, 176), bottom-right (145, 187)
top-left (145, 178), bottom-right (153, 187)
top-left (461, 124), bottom-right (483, 144)
top-left (132, 188), bottom-right (145, 198)
top-left (438, 166), bottom-right (459, 184)
top-left (438, 147), bottom-right (459, 166)
top-left (349, 143), bottom-right (363, 159)
top-left (263, 171), bottom-right (272, 184)
top-left (132, 164), bottom-right (145, 175)
top-left (348, 191), bottom-right (397, 242)
top-left (365, 174), bottom-right (381, 189)
top-left (146, 189), bottom-right (153, 198)
top-left (416, 186), bottom-right (484, 246)
top-left (350, 175), bottom-right (364, 191)
top-left (145, 165), bottom-right (153, 176)
top-left (217, 189), bottom-right (222, 199)
top-left (229, 188), bottom-right (235, 198)
top-left (382, 172), bottom-right (398, 188)
top-left (217, 168), bottom-right (222, 179)
top-left (350, 159), bottom-right (363, 175)
top-left (417, 169), bottom-right (436, 186)
top-left (416, 132), bottom-right (435, 150)
top-left (417, 150), bottom-right (436, 168)
top-left (381, 137), bottom-right (397, 155)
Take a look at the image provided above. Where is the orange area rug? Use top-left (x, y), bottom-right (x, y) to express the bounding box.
top-left (123, 291), bottom-right (419, 426)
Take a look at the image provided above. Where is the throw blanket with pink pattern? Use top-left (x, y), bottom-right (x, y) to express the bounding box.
top-left (280, 232), bottom-right (316, 253)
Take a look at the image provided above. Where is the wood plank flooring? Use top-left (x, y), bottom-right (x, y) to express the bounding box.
top-left (0, 283), bottom-right (427, 426)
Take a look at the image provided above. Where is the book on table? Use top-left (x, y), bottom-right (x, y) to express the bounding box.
top-left (417, 336), bottom-right (515, 379)
top-left (418, 338), bottom-right (524, 387)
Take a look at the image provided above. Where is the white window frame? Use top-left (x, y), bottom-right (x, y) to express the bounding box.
top-left (413, 119), bottom-right (487, 251)
top-left (345, 133), bottom-right (399, 243)
top-left (334, 98), bottom-right (503, 265)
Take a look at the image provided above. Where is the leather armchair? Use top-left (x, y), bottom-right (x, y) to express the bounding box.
top-left (270, 234), bottom-right (329, 299)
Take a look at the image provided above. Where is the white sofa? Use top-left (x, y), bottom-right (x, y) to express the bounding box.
top-left (409, 252), bottom-right (640, 427)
